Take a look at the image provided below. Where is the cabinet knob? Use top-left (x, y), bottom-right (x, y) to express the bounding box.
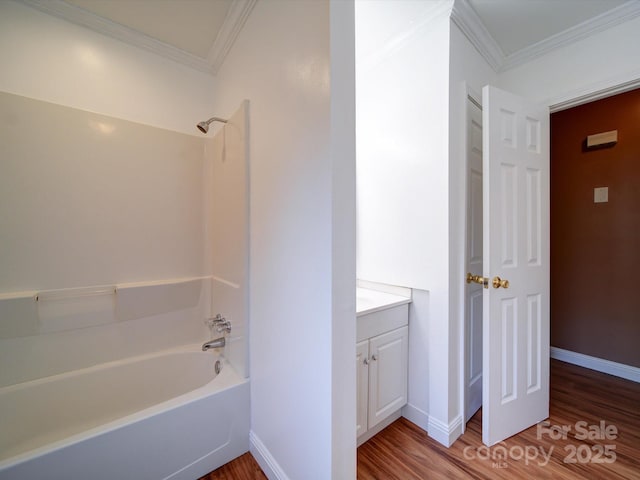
top-left (371, 354), bottom-right (378, 361)
top-left (363, 358), bottom-right (369, 365)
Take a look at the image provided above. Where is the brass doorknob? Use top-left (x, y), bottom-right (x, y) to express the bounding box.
top-left (466, 273), bottom-right (488, 289)
top-left (492, 276), bottom-right (509, 289)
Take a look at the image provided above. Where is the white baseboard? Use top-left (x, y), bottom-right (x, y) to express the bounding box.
top-left (402, 403), bottom-right (429, 432)
top-left (249, 430), bottom-right (290, 480)
top-left (427, 414), bottom-right (463, 447)
top-left (551, 347), bottom-right (640, 383)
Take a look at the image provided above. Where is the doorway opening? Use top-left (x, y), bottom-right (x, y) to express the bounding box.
top-left (462, 82), bottom-right (640, 446)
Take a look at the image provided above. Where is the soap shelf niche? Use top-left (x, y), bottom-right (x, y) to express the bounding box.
top-left (34, 285), bottom-right (117, 302)
top-left (0, 277), bottom-right (209, 339)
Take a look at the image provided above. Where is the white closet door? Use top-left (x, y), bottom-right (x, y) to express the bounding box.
top-left (482, 85), bottom-right (550, 446)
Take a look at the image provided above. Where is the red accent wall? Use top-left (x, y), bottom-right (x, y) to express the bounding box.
top-left (551, 88), bottom-right (640, 368)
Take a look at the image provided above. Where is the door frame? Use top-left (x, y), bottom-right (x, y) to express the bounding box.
top-left (458, 76), bottom-right (640, 439)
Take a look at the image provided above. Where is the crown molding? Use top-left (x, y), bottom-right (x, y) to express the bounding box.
top-left (450, 0), bottom-right (503, 72)
top-left (18, 0), bottom-right (256, 76)
top-left (207, 0), bottom-right (257, 73)
top-left (451, 0), bottom-right (640, 73)
top-left (548, 72), bottom-right (640, 112)
top-left (501, 0), bottom-right (640, 71)
top-left (357, 0), bottom-right (454, 73)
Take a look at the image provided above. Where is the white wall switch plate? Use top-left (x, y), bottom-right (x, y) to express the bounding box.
top-left (594, 187), bottom-right (609, 203)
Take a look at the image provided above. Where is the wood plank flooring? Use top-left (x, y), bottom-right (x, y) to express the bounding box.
top-left (198, 452), bottom-right (267, 480)
top-left (201, 360), bottom-right (640, 479)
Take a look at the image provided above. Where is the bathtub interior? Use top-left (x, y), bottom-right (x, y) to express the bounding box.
top-left (0, 348), bottom-right (222, 462)
top-left (0, 353), bottom-right (250, 480)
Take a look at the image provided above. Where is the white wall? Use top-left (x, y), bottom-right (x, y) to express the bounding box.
top-left (355, 0), bottom-right (452, 444)
top-left (401, 288), bottom-right (430, 428)
top-left (356, 1), bottom-right (452, 291)
top-left (211, 1), bottom-right (355, 478)
top-left (496, 15), bottom-right (640, 107)
top-left (355, 3), bottom-right (500, 446)
top-left (0, 0), bottom-right (216, 135)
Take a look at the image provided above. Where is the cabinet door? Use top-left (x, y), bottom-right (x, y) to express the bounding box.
top-left (356, 340), bottom-right (369, 437)
top-left (368, 326), bottom-right (408, 429)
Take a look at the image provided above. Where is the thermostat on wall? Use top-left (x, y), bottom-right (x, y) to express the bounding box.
top-left (586, 130), bottom-right (617, 148)
top-left (594, 187), bottom-right (609, 203)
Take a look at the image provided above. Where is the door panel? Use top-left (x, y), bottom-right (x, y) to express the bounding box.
top-left (465, 96), bottom-right (483, 423)
top-left (368, 327), bottom-right (408, 429)
top-left (482, 85), bottom-right (550, 446)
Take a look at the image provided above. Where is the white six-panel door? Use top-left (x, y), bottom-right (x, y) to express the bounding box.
top-left (482, 85), bottom-right (550, 446)
top-left (465, 95), bottom-right (484, 424)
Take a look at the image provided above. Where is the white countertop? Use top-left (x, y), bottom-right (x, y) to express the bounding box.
top-left (356, 287), bottom-right (411, 316)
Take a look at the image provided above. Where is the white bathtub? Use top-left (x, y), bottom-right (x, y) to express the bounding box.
top-left (0, 344), bottom-right (249, 480)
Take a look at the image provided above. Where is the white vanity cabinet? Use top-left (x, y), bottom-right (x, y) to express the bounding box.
top-left (356, 287), bottom-right (410, 443)
top-left (357, 326), bottom-right (408, 437)
top-left (356, 340), bottom-right (370, 438)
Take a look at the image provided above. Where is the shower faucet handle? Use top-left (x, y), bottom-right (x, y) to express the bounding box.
top-left (205, 314), bottom-right (231, 334)
top-left (205, 314), bottom-right (224, 326)
top-left (215, 319), bottom-right (232, 334)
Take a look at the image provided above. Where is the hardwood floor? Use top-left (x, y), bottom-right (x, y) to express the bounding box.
top-left (198, 452), bottom-right (267, 480)
top-left (201, 360), bottom-right (640, 479)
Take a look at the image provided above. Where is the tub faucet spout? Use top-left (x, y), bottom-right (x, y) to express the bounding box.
top-left (202, 337), bottom-right (226, 351)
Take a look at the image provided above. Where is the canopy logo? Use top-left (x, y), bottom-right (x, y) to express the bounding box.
top-left (462, 420), bottom-right (618, 469)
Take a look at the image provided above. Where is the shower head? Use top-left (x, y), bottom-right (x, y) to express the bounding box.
top-left (197, 116), bottom-right (228, 134)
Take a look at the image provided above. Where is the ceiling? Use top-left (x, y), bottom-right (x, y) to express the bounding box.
top-left (21, 0), bottom-right (256, 74)
top-left (468, 0), bottom-right (627, 56)
top-left (21, 0), bottom-right (640, 74)
top-left (460, 0), bottom-right (638, 70)
top-left (64, 0), bottom-right (233, 58)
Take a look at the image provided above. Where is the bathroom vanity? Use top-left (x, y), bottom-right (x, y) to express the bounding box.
top-left (356, 287), bottom-right (411, 445)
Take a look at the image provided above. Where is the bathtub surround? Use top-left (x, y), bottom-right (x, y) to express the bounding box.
top-left (0, 91), bottom-right (215, 384)
top-left (0, 277), bottom-right (211, 387)
top-left (208, 101), bottom-right (250, 379)
top-left (0, 278), bottom-right (204, 339)
top-left (0, 92), bottom-right (206, 293)
top-left (0, 85), bottom-right (251, 476)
